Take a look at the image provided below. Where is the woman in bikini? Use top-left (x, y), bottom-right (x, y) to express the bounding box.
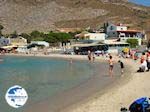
top-left (108, 55), bottom-right (114, 77)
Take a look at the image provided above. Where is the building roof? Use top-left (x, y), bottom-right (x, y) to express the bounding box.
top-left (113, 23), bottom-right (127, 27)
top-left (117, 30), bottom-right (141, 33)
top-left (105, 39), bottom-right (129, 45)
top-left (31, 41), bottom-right (49, 43)
top-left (1, 45), bottom-right (17, 49)
top-left (72, 43), bottom-right (105, 47)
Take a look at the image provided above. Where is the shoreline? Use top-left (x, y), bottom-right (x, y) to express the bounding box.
top-left (65, 59), bottom-right (150, 112)
top-left (61, 59), bottom-right (133, 112)
top-left (4, 53), bottom-right (108, 62)
top-left (4, 53), bottom-right (133, 112)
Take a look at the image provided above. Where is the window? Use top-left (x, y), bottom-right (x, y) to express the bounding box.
top-left (110, 26), bottom-right (114, 30)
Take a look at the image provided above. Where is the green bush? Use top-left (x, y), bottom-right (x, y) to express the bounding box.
top-left (126, 38), bottom-right (139, 48)
top-left (20, 33), bottom-right (31, 43)
top-left (44, 32), bottom-right (72, 43)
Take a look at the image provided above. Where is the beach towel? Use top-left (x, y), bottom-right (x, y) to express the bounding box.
top-left (129, 97), bottom-right (150, 112)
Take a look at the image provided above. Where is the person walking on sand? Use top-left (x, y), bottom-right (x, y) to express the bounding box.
top-left (118, 60), bottom-right (124, 74)
top-left (108, 55), bottom-right (114, 77)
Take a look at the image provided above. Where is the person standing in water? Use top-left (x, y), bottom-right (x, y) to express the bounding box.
top-left (69, 58), bottom-right (73, 64)
top-left (87, 50), bottom-right (92, 62)
top-left (92, 52), bottom-right (95, 62)
top-left (108, 55), bottom-right (114, 77)
top-left (118, 60), bottom-right (124, 74)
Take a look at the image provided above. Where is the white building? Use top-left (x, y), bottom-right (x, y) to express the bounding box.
top-left (106, 23), bottom-right (144, 45)
top-left (84, 33), bottom-right (107, 42)
top-left (0, 36), bottom-right (10, 47)
top-left (106, 23), bottom-right (127, 37)
top-left (16, 46), bottom-right (29, 53)
top-left (10, 36), bottom-right (27, 46)
top-left (31, 41), bottom-right (49, 47)
top-left (75, 32), bottom-right (107, 43)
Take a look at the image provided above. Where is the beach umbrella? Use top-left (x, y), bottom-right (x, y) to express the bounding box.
top-left (123, 47), bottom-right (129, 53)
top-left (129, 97), bottom-right (150, 112)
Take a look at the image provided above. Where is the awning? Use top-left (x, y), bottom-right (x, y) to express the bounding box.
top-left (1, 45), bottom-right (17, 49)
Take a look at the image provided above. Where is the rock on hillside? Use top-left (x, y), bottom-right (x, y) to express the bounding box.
top-left (0, 0), bottom-right (108, 33)
top-left (0, 0), bottom-right (150, 33)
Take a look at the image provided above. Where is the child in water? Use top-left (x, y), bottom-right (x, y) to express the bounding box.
top-left (118, 60), bottom-right (124, 75)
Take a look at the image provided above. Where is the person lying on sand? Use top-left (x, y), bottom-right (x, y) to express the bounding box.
top-left (137, 60), bottom-right (148, 72)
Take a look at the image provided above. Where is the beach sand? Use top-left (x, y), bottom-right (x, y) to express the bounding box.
top-left (63, 59), bottom-right (150, 112)
top-left (5, 53), bottom-right (150, 112)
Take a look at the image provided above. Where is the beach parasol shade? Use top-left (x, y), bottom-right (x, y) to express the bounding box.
top-left (123, 47), bottom-right (129, 53)
top-left (129, 97), bottom-right (150, 112)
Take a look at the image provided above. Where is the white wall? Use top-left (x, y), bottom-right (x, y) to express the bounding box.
top-left (31, 41), bottom-right (49, 47)
top-left (84, 33), bottom-right (106, 41)
top-left (116, 26), bottom-right (127, 31)
top-left (0, 37), bottom-right (10, 46)
top-left (106, 24), bottom-right (127, 37)
top-left (16, 47), bottom-right (29, 53)
top-left (107, 24), bottom-right (127, 32)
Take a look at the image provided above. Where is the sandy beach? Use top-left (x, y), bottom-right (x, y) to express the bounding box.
top-left (63, 58), bottom-right (150, 112)
top-left (3, 53), bottom-right (150, 112)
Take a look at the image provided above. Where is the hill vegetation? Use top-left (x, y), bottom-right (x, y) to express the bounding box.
top-left (0, 0), bottom-right (150, 34)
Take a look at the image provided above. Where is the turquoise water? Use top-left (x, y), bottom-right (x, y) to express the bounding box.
top-left (0, 56), bottom-right (97, 112)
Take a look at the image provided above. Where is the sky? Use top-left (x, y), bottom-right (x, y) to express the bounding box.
top-left (129, 0), bottom-right (150, 6)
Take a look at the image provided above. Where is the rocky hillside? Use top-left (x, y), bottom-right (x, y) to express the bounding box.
top-left (0, 0), bottom-right (150, 33)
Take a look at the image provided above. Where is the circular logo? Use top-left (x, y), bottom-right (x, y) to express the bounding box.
top-left (5, 85), bottom-right (28, 108)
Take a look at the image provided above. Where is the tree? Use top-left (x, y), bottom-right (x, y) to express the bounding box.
top-left (20, 33), bottom-right (31, 43)
top-left (10, 31), bottom-right (18, 38)
top-left (127, 38), bottom-right (139, 48)
top-left (0, 24), bottom-right (4, 36)
top-left (30, 30), bottom-right (45, 41)
top-left (44, 32), bottom-right (73, 44)
top-left (147, 39), bottom-right (150, 49)
top-left (0, 25), bottom-right (4, 30)
top-left (68, 31), bottom-right (82, 38)
top-left (44, 34), bottom-right (58, 44)
top-left (57, 33), bottom-right (72, 42)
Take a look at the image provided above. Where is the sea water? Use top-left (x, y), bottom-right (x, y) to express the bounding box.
top-left (0, 56), bottom-right (98, 112)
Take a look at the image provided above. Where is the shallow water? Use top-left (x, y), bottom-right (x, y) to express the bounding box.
top-left (0, 56), bottom-right (101, 112)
